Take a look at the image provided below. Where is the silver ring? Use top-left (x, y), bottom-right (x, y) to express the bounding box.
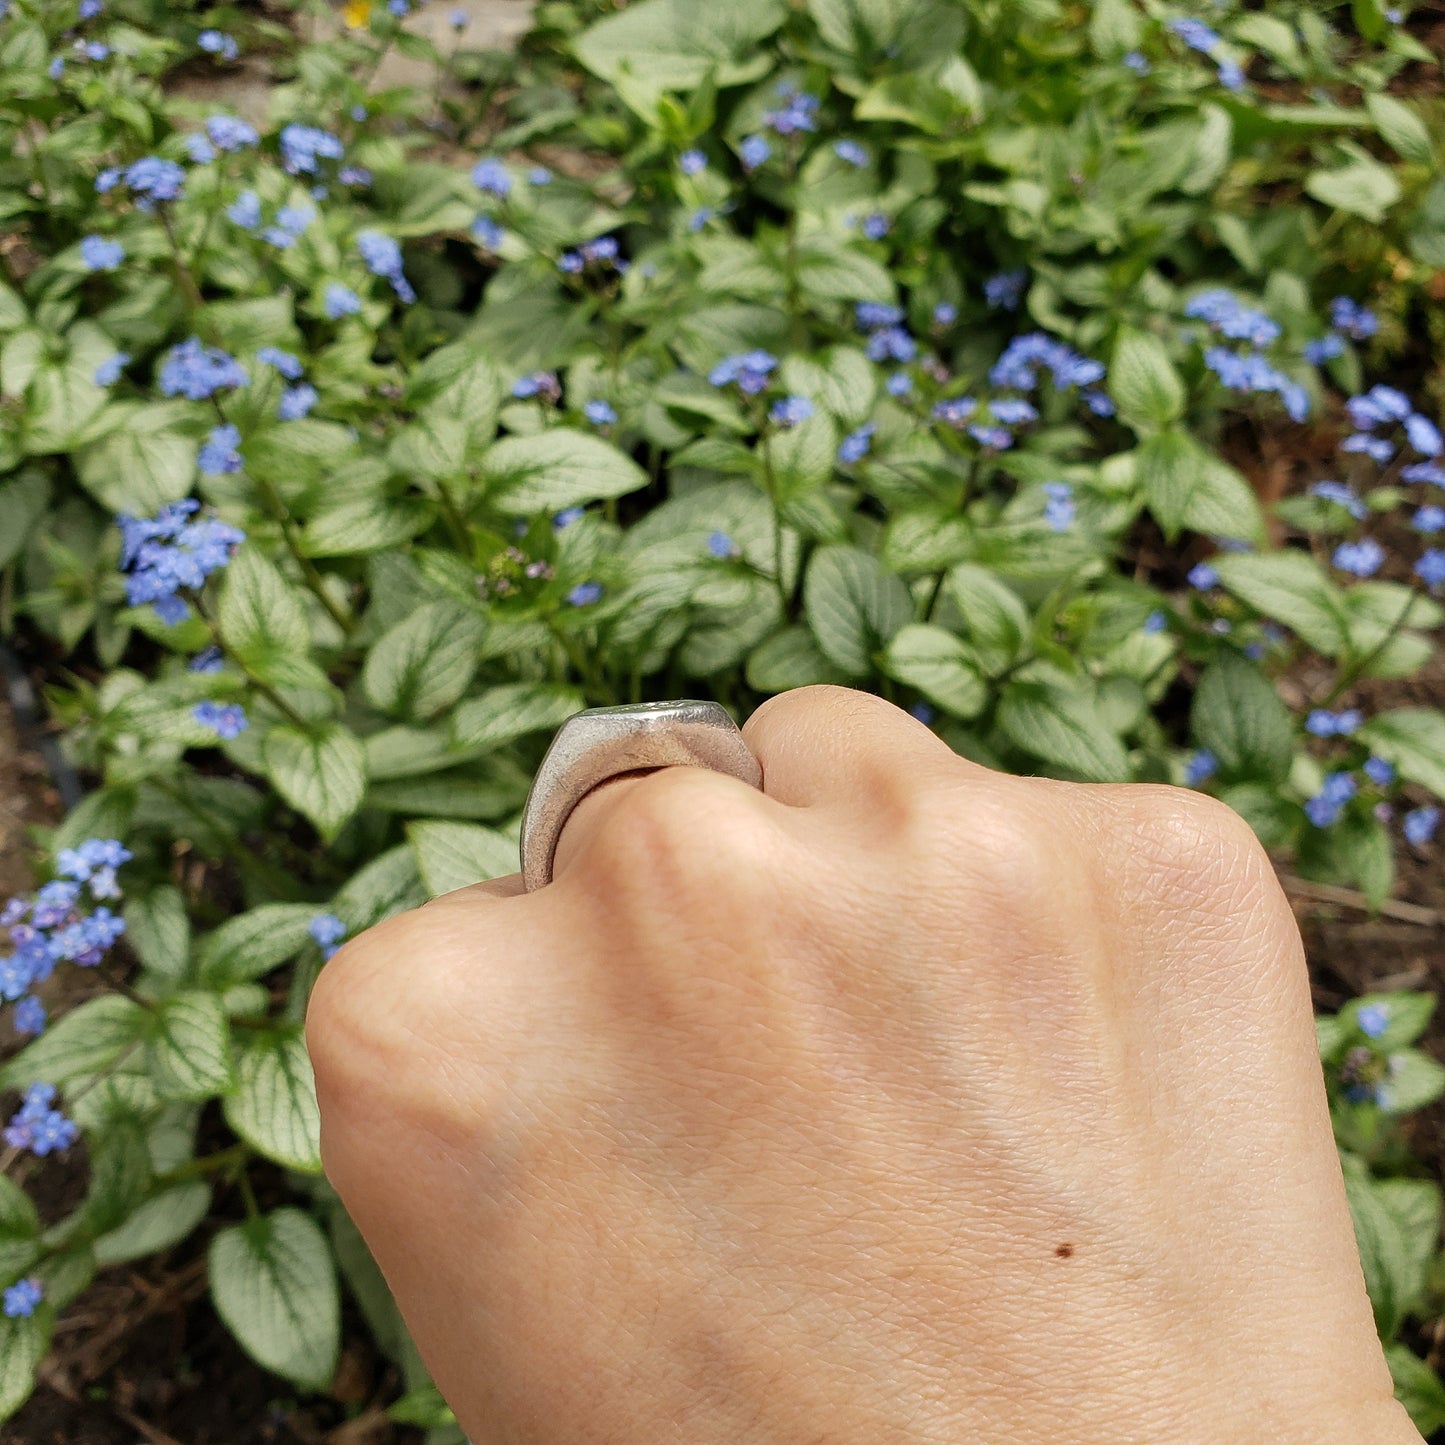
top-left (519, 700), bottom-right (763, 891)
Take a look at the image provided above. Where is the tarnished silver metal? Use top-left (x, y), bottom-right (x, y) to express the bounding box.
top-left (519, 700), bottom-right (762, 891)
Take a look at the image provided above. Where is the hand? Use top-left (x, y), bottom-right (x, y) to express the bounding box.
top-left (307, 686), bottom-right (1419, 1445)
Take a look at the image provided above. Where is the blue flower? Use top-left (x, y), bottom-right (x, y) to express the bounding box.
top-left (1123, 51), bottom-right (1150, 74)
top-left (198, 29), bottom-right (239, 61)
top-left (3, 1084), bottom-right (78, 1157)
top-left (932, 396), bottom-right (978, 428)
top-left (1216, 59), bottom-right (1245, 91)
top-left (968, 424), bottom-right (1013, 450)
top-left (567, 581), bottom-right (603, 607)
top-left (79, 0), bottom-right (104, 15)
top-left (309, 912), bottom-right (347, 960)
top-left (553, 507), bottom-right (584, 529)
top-left (764, 88), bottom-right (820, 136)
top-left (1403, 462), bottom-right (1445, 486)
top-left (1331, 538), bottom-right (1385, 577)
top-left (1185, 290), bottom-right (1281, 347)
top-left (1308, 480), bottom-right (1367, 519)
top-left (280, 123), bottom-right (344, 175)
top-left (263, 202), bottom-right (315, 249)
top-left (512, 371), bottom-right (559, 400)
top-left (54, 840), bottom-right (131, 900)
top-left (74, 39), bottom-right (109, 61)
top-left (1187, 561), bottom-right (1218, 590)
top-left (95, 166), bottom-right (122, 193)
top-left (688, 207), bottom-right (713, 232)
top-left (1306, 708), bottom-right (1362, 738)
top-left (990, 332), bottom-right (1105, 391)
top-left (679, 148), bottom-right (707, 175)
top-left (833, 139), bottom-right (868, 167)
top-left (1305, 771), bottom-right (1357, 827)
top-left (838, 423), bottom-right (876, 464)
top-left (194, 701), bottom-right (248, 739)
top-left (388, 0), bottom-right (410, 13)
top-left (886, 371), bottom-right (913, 398)
top-left (1169, 17), bottom-right (1222, 53)
top-left (323, 283), bottom-right (362, 319)
top-left (1184, 750), bottom-right (1217, 787)
top-left (256, 347), bottom-right (304, 380)
top-left (48, 57), bottom-right (64, 79)
top-left (118, 501), bottom-right (245, 623)
top-left (278, 382), bottom-right (318, 421)
top-left (1143, 610), bottom-right (1168, 633)
top-left (984, 268), bottom-right (1027, 311)
top-left (707, 531), bottom-right (739, 559)
top-left (1356, 1002), bottom-right (1390, 1038)
top-left (1404, 805), bottom-right (1440, 846)
top-left (14, 996), bottom-right (45, 1036)
top-left (123, 156), bottom-right (186, 206)
top-left (1415, 548), bottom-right (1445, 588)
top-left (94, 352), bottom-right (129, 386)
top-left (1341, 433), bottom-right (1394, 464)
top-left (865, 327), bottom-right (916, 364)
top-left (856, 301), bottom-right (904, 331)
top-left (1330, 297), bottom-right (1378, 340)
top-left (185, 134), bottom-right (216, 164)
top-left (528, 166), bottom-right (552, 186)
top-left (1347, 385), bottom-right (1411, 429)
top-left (159, 337), bottom-right (248, 400)
top-left (2, 1278), bottom-right (42, 1319)
top-left (1413, 505), bottom-right (1445, 533)
top-left (770, 395), bottom-right (814, 428)
top-left (227, 190), bottom-right (262, 230)
top-left (1304, 334), bottom-right (1344, 365)
top-left (990, 398), bottom-right (1038, 426)
top-left (583, 399), bottom-right (616, 427)
top-left (933, 302), bottom-right (957, 326)
top-left (472, 158), bottom-right (511, 196)
top-left (339, 165), bottom-right (372, 187)
top-left (471, 215), bottom-right (505, 250)
top-left (449, 8), bottom-right (468, 28)
top-left (189, 646), bottom-right (224, 673)
top-left (1042, 481), bottom-right (1075, 532)
top-left (356, 229), bottom-right (416, 303)
top-left (1081, 389), bottom-right (1116, 417)
top-left (206, 114), bottom-right (258, 151)
top-left (1363, 756), bottom-right (1395, 787)
top-left (861, 213), bottom-right (890, 241)
top-left (1405, 413), bottom-right (1443, 458)
top-left (708, 350), bottom-right (777, 395)
top-left (739, 134), bottom-right (771, 170)
top-left (909, 701), bottom-right (936, 726)
top-left (199, 424), bottom-right (243, 475)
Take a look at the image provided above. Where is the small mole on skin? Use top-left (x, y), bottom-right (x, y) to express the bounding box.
top-left (1055, 1243), bottom-right (1073, 1259)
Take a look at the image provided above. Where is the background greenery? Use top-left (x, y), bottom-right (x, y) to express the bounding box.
top-left (1, 0), bottom-right (1443, 1436)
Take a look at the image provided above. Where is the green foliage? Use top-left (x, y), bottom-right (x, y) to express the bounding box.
top-left (0, 0), bottom-right (1443, 1433)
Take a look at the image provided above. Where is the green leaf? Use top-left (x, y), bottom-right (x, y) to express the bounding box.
top-left (123, 886), bottom-right (191, 980)
top-left (1345, 1171), bottom-right (1426, 1338)
top-left (1304, 147), bottom-right (1402, 223)
top-left (745, 626), bottom-right (851, 693)
top-left (0, 471), bottom-right (47, 569)
top-left (1365, 93), bottom-right (1434, 165)
top-left (1344, 993), bottom-right (1435, 1051)
top-left (388, 1384), bottom-right (457, 1428)
top-left (1359, 710), bottom-right (1445, 800)
top-left (1182, 455), bottom-right (1266, 544)
top-left (1386, 1345), bottom-right (1445, 1437)
top-left (1136, 430), bottom-right (1202, 540)
top-left (1190, 652), bottom-right (1293, 782)
top-left (803, 545), bottom-right (912, 677)
top-left (263, 725), bottom-right (367, 842)
top-left (73, 403), bottom-right (197, 513)
top-left (83, 1118), bottom-right (152, 1234)
top-left (332, 844), bottom-right (428, 932)
top-left (1337, 810), bottom-right (1393, 911)
top-left (362, 601), bottom-right (487, 722)
top-left (1382, 1050), bottom-right (1445, 1114)
top-left (0, 1311), bottom-right (49, 1423)
top-left (0, 1175), bottom-right (40, 1284)
top-left (223, 1030), bottom-right (322, 1174)
top-left (94, 1182), bottom-right (211, 1267)
top-left (389, 417), bottom-right (469, 481)
top-left (197, 903), bottom-right (321, 985)
top-left (945, 565), bottom-right (1030, 677)
top-left (408, 820), bottom-right (517, 896)
top-left (1109, 330), bottom-right (1185, 431)
top-left (209, 1208), bottom-right (339, 1391)
top-left (882, 624), bottom-right (987, 718)
top-left (997, 681), bottom-right (1129, 782)
top-left (0, 994), bottom-right (145, 1090)
top-left (779, 347), bottom-right (876, 427)
top-left (793, 233), bottom-right (894, 303)
top-left (217, 545), bottom-right (311, 679)
top-left (299, 493), bottom-right (435, 557)
top-left (145, 992), bottom-right (234, 1102)
top-left (450, 682), bottom-right (585, 755)
top-left (1213, 551), bottom-right (1349, 655)
top-left (482, 428), bottom-right (648, 512)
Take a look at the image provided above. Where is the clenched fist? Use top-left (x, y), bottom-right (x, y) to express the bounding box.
top-left (306, 686), bottom-right (1419, 1445)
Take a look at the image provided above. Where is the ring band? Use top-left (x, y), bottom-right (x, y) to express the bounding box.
top-left (518, 700), bottom-right (763, 891)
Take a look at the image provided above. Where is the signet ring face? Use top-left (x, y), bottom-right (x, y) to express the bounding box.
top-left (518, 700), bottom-right (763, 891)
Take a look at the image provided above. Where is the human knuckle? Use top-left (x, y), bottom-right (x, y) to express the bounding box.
top-left (930, 783), bottom-right (1058, 900)
top-left (1113, 784), bottom-right (1271, 904)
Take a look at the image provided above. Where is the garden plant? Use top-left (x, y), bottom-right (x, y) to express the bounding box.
top-left (1, 0), bottom-right (1444, 1437)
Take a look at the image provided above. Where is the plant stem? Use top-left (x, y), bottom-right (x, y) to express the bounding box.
top-left (922, 571), bottom-right (946, 623)
top-left (755, 418), bottom-right (790, 614)
top-left (1324, 587), bottom-right (1421, 703)
top-left (435, 478), bottom-right (470, 551)
top-left (252, 471), bottom-right (356, 636)
top-left (157, 206), bottom-right (204, 313)
top-left (554, 625), bottom-right (617, 705)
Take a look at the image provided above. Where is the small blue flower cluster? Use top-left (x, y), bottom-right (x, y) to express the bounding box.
top-left (568, 581), bottom-right (603, 607)
top-left (1185, 291), bottom-right (1307, 422)
top-left (1308, 480), bottom-right (1367, 519)
top-left (97, 156), bottom-right (186, 209)
top-left (1306, 770), bottom-right (1357, 827)
top-left (79, 234), bottom-right (124, 272)
top-left (279, 123), bottom-right (345, 177)
top-left (1344, 384), bottom-right (1442, 465)
top-left (1166, 16), bottom-right (1245, 90)
top-left (310, 913), bottom-right (347, 960)
top-left (2, 1277), bottom-right (42, 1319)
top-left (1305, 708), bottom-right (1362, 738)
top-left (258, 347), bottom-right (318, 420)
top-left (471, 215), bottom-right (505, 251)
top-left (262, 202), bottom-right (316, 250)
top-left (707, 531), bottom-right (739, 560)
top-left (770, 395), bottom-right (814, 428)
top-left (679, 148), bottom-right (708, 175)
top-left (324, 282), bottom-right (362, 319)
top-left (838, 423), bottom-right (875, 464)
top-left (356, 229), bottom-right (415, 303)
top-left (159, 336), bottom-right (248, 400)
top-left (512, 370), bottom-right (561, 402)
top-left (198, 28), bottom-right (240, 62)
top-left (739, 135), bottom-right (771, 170)
top-left (94, 351), bottom-right (129, 386)
top-left (193, 702), bottom-right (248, 739)
top-left (708, 350), bottom-right (778, 396)
top-left (1042, 481), bottom-right (1075, 532)
top-left (4, 1084), bottom-right (78, 1157)
top-left (1184, 749), bottom-right (1217, 786)
top-left (854, 303), bottom-right (916, 365)
top-left (833, 139), bottom-right (868, 168)
top-left (472, 158), bottom-right (511, 196)
top-left (984, 269), bottom-right (1027, 312)
top-left (1405, 805), bottom-right (1441, 847)
top-left (118, 500), bottom-right (245, 625)
top-left (1331, 536), bottom-right (1384, 578)
top-left (1305, 298), bottom-right (1380, 364)
top-left (989, 332), bottom-right (1106, 395)
top-left (559, 235), bottom-right (628, 276)
top-left (764, 83), bottom-right (820, 136)
top-left (1184, 289), bottom-right (1280, 348)
top-left (199, 423), bottom-right (243, 475)
top-left (583, 399), bottom-right (616, 427)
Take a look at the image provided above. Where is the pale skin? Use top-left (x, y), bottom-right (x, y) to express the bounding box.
top-left (307, 686), bottom-right (1423, 1444)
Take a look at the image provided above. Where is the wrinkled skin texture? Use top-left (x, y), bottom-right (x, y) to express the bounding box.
top-left (308, 687), bottom-right (1420, 1445)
